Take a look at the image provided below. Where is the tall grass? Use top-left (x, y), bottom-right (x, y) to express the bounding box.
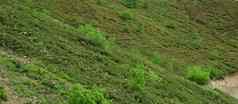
top-left (186, 66), bottom-right (210, 85)
top-left (121, 0), bottom-right (138, 8)
top-left (129, 64), bottom-right (145, 91)
top-left (68, 84), bottom-right (111, 104)
top-left (0, 86), bottom-right (7, 102)
top-left (78, 24), bottom-right (113, 51)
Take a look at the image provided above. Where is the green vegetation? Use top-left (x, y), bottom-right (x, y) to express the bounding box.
top-left (0, 86), bottom-right (7, 102)
top-left (0, 0), bottom-right (237, 104)
top-left (186, 65), bottom-right (225, 84)
top-left (121, 0), bottom-right (138, 8)
top-left (186, 66), bottom-right (210, 85)
top-left (119, 10), bottom-right (134, 21)
top-left (68, 84), bottom-right (111, 104)
top-left (152, 55), bottom-right (161, 65)
top-left (129, 64), bottom-right (145, 91)
top-left (78, 24), bottom-right (113, 50)
top-left (208, 66), bottom-right (225, 79)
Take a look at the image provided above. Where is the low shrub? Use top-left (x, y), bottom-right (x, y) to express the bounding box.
top-left (152, 55), bottom-right (161, 65)
top-left (119, 10), bottom-right (134, 21)
top-left (78, 24), bottom-right (112, 50)
top-left (207, 66), bottom-right (224, 79)
top-left (0, 55), bottom-right (18, 71)
top-left (158, 0), bottom-right (169, 15)
top-left (129, 64), bottom-right (145, 91)
top-left (0, 86), bottom-right (7, 101)
top-left (186, 66), bottom-right (210, 85)
top-left (68, 84), bottom-right (111, 104)
top-left (182, 32), bottom-right (202, 49)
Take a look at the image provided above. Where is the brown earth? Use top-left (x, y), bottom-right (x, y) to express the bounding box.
top-left (210, 72), bottom-right (238, 99)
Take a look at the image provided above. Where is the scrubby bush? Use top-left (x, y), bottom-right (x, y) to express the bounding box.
top-left (129, 64), bottom-right (145, 91)
top-left (78, 24), bottom-right (112, 50)
top-left (119, 10), bottom-right (134, 21)
top-left (186, 66), bottom-right (210, 85)
top-left (207, 66), bottom-right (224, 79)
top-left (0, 86), bottom-right (7, 102)
top-left (0, 55), bottom-right (18, 71)
top-left (158, 0), bottom-right (169, 15)
top-left (68, 84), bottom-right (111, 104)
top-left (152, 55), bottom-right (161, 65)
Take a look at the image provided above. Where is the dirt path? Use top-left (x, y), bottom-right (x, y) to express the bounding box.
top-left (210, 72), bottom-right (238, 98)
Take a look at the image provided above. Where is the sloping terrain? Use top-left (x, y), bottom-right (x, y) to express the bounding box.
top-left (211, 72), bottom-right (238, 99)
top-left (0, 0), bottom-right (238, 104)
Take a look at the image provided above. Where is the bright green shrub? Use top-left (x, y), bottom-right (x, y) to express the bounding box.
top-left (129, 64), bottom-right (145, 91)
top-left (186, 66), bottom-right (210, 85)
top-left (68, 84), bottom-right (111, 104)
top-left (78, 24), bottom-right (112, 50)
top-left (0, 86), bottom-right (7, 101)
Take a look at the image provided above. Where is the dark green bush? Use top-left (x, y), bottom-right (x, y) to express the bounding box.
top-left (68, 84), bottom-right (111, 104)
top-left (186, 66), bottom-right (210, 85)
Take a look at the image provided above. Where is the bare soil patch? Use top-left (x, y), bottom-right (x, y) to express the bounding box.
top-left (210, 72), bottom-right (238, 98)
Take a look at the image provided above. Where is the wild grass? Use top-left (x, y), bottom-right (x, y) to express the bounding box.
top-left (207, 66), bottom-right (225, 79)
top-left (0, 86), bottom-right (7, 102)
top-left (186, 66), bottom-right (210, 85)
top-left (68, 84), bottom-right (111, 104)
top-left (121, 0), bottom-right (138, 8)
top-left (152, 55), bottom-right (161, 65)
top-left (0, 0), bottom-right (237, 104)
top-left (129, 64), bottom-right (145, 91)
top-left (78, 24), bottom-right (113, 51)
top-left (119, 10), bottom-right (134, 21)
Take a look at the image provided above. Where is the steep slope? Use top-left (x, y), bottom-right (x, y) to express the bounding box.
top-left (0, 0), bottom-right (238, 104)
top-left (50, 0), bottom-right (238, 77)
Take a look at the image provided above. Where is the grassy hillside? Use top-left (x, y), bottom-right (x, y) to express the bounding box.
top-left (0, 0), bottom-right (238, 104)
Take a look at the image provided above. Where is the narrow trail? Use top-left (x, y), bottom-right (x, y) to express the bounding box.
top-left (210, 72), bottom-right (238, 99)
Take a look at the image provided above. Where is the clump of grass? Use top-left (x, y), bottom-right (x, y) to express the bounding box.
top-left (0, 55), bottom-right (18, 71)
top-left (121, 0), bottom-right (138, 8)
top-left (78, 24), bottom-right (112, 50)
top-left (0, 86), bottom-right (7, 102)
top-left (129, 64), bottom-right (145, 91)
top-left (207, 66), bottom-right (224, 79)
top-left (181, 32), bottom-right (202, 49)
top-left (152, 55), bottom-right (161, 65)
top-left (119, 10), bottom-right (134, 21)
top-left (68, 84), bottom-right (111, 104)
top-left (186, 66), bottom-right (210, 85)
top-left (158, 0), bottom-right (169, 16)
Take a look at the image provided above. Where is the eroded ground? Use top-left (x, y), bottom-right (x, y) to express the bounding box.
top-left (210, 73), bottom-right (238, 98)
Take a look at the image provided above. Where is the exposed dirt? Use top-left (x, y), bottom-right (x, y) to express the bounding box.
top-left (210, 72), bottom-right (238, 98)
